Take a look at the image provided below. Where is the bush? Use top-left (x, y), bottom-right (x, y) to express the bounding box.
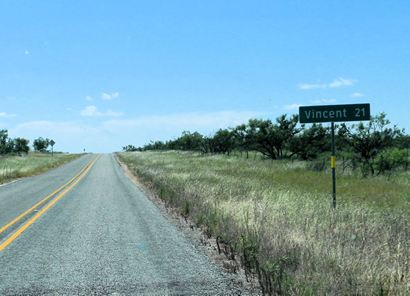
top-left (122, 144), bottom-right (139, 152)
top-left (33, 137), bottom-right (50, 152)
top-left (375, 148), bottom-right (409, 175)
top-left (340, 113), bottom-right (402, 176)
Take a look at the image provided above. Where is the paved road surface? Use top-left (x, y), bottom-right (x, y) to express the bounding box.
top-left (0, 154), bottom-right (243, 295)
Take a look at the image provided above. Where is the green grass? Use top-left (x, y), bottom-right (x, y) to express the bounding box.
top-left (0, 153), bottom-right (82, 184)
top-left (118, 151), bottom-right (410, 295)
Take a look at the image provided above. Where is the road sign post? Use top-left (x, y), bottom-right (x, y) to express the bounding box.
top-left (50, 140), bottom-right (55, 157)
top-left (299, 103), bottom-right (370, 209)
top-left (331, 122), bottom-right (336, 209)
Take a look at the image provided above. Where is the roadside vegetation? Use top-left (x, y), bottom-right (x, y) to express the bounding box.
top-left (0, 129), bottom-right (80, 184)
top-left (121, 113), bottom-right (409, 295)
top-left (0, 152), bottom-right (81, 184)
top-left (0, 153), bottom-right (81, 184)
top-left (124, 113), bottom-right (410, 178)
top-left (1, 129), bottom-right (57, 155)
top-left (118, 151), bottom-right (409, 295)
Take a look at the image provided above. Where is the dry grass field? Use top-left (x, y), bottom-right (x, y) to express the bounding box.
top-left (118, 151), bottom-right (410, 295)
top-left (0, 153), bottom-right (81, 184)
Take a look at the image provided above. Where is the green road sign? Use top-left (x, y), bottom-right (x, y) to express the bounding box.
top-left (298, 103), bottom-right (371, 209)
top-left (299, 103), bottom-right (370, 123)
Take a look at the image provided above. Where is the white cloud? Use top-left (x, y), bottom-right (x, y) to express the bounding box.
top-left (81, 105), bottom-right (98, 117)
top-left (0, 112), bottom-right (16, 118)
top-left (298, 83), bottom-right (327, 90)
top-left (80, 105), bottom-right (122, 117)
top-left (101, 92), bottom-right (119, 100)
top-left (85, 95), bottom-right (93, 101)
top-left (12, 121), bottom-right (95, 135)
top-left (328, 78), bottom-right (356, 88)
top-left (351, 92), bottom-right (364, 98)
top-left (298, 78), bottom-right (356, 90)
top-left (283, 103), bottom-right (301, 110)
top-left (9, 120), bottom-right (105, 153)
top-left (312, 98), bottom-right (337, 104)
top-left (103, 111), bottom-right (263, 131)
top-left (8, 110), bottom-right (265, 153)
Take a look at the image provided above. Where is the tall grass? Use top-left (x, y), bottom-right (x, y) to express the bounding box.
top-left (118, 151), bottom-right (409, 295)
top-left (0, 153), bottom-right (81, 184)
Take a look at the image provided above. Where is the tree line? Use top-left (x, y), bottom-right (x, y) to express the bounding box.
top-left (123, 113), bottom-right (410, 176)
top-left (0, 130), bottom-right (55, 156)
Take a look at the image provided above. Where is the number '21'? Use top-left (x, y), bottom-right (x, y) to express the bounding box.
top-left (355, 107), bottom-right (366, 117)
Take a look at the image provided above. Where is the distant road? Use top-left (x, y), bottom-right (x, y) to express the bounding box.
top-left (0, 154), bottom-right (241, 295)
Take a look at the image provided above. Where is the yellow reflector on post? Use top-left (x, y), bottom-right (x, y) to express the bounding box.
top-left (330, 156), bottom-right (336, 169)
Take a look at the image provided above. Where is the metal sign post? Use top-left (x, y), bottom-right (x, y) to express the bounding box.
top-left (331, 122), bottom-right (336, 208)
top-left (299, 103), bottom-right (371, 209)
top-left (50, 140), bottom-right (55, 157)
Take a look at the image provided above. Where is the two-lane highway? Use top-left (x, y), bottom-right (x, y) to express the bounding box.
top-left (0, 156), bottom-right (99, 252)
top-left (0, 154), bottom-right (242, 295)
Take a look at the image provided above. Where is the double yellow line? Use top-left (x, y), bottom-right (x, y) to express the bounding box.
top-left (0, 156), bottom-right (99, 252)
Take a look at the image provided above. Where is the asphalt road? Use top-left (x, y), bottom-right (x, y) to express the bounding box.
top-left (0, 154), bottom-right (244, 295)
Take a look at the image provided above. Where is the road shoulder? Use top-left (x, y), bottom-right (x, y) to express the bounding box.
top-left (114, 153), bottom-right (261, 295)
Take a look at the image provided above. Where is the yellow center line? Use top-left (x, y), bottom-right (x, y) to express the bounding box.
top-left (0, 156), bottom-right (95, 235)
top-left (0, 156), bottom-right (99, 252)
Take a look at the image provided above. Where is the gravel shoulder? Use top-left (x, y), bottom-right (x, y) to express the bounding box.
top-left (115, 154), bottom-right (261, 296)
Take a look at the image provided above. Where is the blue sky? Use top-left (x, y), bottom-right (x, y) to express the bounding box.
top-left (1, 1), bottom-right (409, 152)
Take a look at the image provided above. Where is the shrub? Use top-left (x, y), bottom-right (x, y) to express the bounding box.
top-left (375, 148), bottom-right (409, 175)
